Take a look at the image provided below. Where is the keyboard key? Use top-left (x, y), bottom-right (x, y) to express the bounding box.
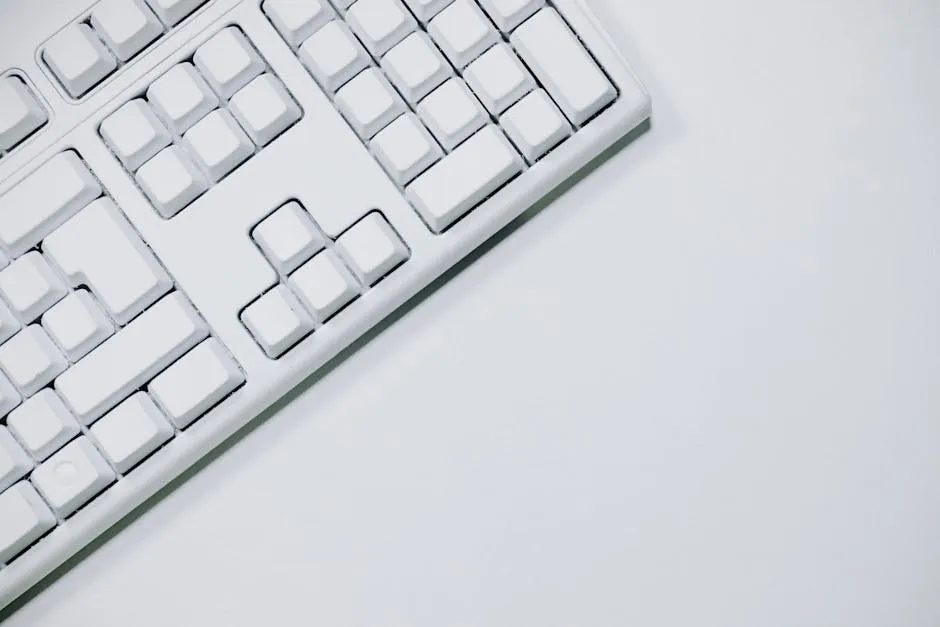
top-left (0, 151), bottom-right (101, 257)
top-left (0, 370), bottom-right (21, 416)
top-left (417, 78), bottom-right (487, 151)
top-left (90, 393), bottom-right (173, 473)
top-left (43, 23), bottom-right (117, 98)
top-left (0, 483), bottom-right (55, 564)
top-left (346, 0), bottom-right (416, 57)
top-left (183, 110), bottom-right (254, 182)
top-left (262, 0), bottom-right (334, 48)
top-left (7, 390), bottom-right (81, 462)
top-left (0, 252), bottom-right (67, 323)
top-left (144, 0), bottom-right (206, 26)
top-left (288, 250), bottom-right (359, 323)
top-left (407, 125), bottom-right (523, 232)
top-left (298, 21), bottom-right (370, 94)
top-left (136, 146), bottom-right (208, 217)
top-left (336, 213), bottom-right (409, 286)
top-left (149, 339), bottom-right (243, 428)
top-left (370, 113), bottom-right (442, 185)
top-left (41, 290), bottom-right (115, 362)
top-left (31, 437), bottom-right (115, 517)
top-left (0, 326), bottom-right (67, 397)
top-left (381, 32), bottom-right (452, 105)
top-left (0, 76), bottom-right (47, 151)
top-left (90, 0), bottom-right (164, 61)
top-left (402, 0), bottom-right (454, 23)
top-left (194, 27), bottom-right (265, 99)
top-left (146, 62), bottom-right (218, 134)
top-left (477, 0), bottom-right (543, 32)
top-left (511, 8), bottom-right (616, 126)
top-left (43, 197), bottom-right (173, 325)
top-left (0, 427), bottom-right (32, 493)
top-left (241, 285), bottom-right (313, 358)
top-left (229, 74), bottom-right (301, 146)
top-left (100, 99), bottom-right (171, 171)
top-left (464, 43), bottom-right (535, 114)
top-left (335, 69), bottom-right (406, 140)
top-left (252, 202), bottom-right (325, 275)
top-left (428, 0), bottom-right (499, 69)
top-left (0, 300), bottom-right (19, 345)
top-left (55, 292), bottom-right (208, 424)
top-left (500, 89), bottom-right (570, 162)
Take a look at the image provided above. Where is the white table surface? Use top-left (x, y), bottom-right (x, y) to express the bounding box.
top-left (5, 0), bottom-right (940, 625)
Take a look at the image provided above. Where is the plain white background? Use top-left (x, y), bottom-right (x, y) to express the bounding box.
top-left (5, 0), bottom-right (940, 625)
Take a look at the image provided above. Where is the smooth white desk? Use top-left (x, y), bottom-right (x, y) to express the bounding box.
top-left (5, 0), bottom-right (940, 625)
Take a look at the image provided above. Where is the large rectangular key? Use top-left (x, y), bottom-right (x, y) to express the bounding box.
top-left (0, 151), bottom-right (101, 257)
top-left (511, 8), bottom-right (616, 126)
top-left (55, 292), bottom-right (208, 424)
top-left (43, 197), bottom-right (172, 325)
top-left (406, 125), bottom-right (523, 232)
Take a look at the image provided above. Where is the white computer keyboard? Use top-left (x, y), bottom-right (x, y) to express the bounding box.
top-left (0, 0), bottom-right (649, 609)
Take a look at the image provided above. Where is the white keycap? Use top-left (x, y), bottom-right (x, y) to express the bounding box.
top-left (288, 250), bottom-right (359, 323)
top-left (417, 78), bottom-right (487, 151)
top-left (464, 43), bottom-right (535, 114)
top-left (262, 0), bottom-right (334, 47)
top-left (370, 113), bottom-right (442, 185)
top-left (42, 290), bottom-right (115, 362)
top-left (336, 213), bottom-right (409, 286)
top-left (335, 69), bottom-right (406, 140)
top-left (229, 74), bottom-right (301, 146)
top-left (0, 427), bottom-right (32, 493)
top-left (0, 482), bottom-right (55, 564)
top-left (0, 300), bottom-right (20, 346)
top-left (346, 0), bottom-right (416, 57)
top-left (252, 202), bottom-right (325, 275)
top-left (44, 197), bottom-right (172, 325)
top-left (146, 62), bottom-right (218, 134)
top-left (136, 146), bottom-right (208, 218)
top-left (31, 437), bottom-right (115, 517)
top-left (241, 285), bottom-right (313, 358)
top-left (298, 21), bottom-right (370, 93)
top-left (55, 292), bottom-right (208, 424)
top-left (381, 32), bottom-right (452, 105)
top-left (43, 23), bottom-right (117, 98)
top-left (0, 252), bottom-right (67, 323)
top-left (0, 151), bottom-right (101, 257)
top-left (402, 0), bottom-right (454, 23)
top-left (90, 393), bottom-right (172, 473)
top-left (193, 27), bottom-right (265, 100)
top-left (477, 0), bottom-right (543, 32)
top-left (407, 125), bottom-right (523, 232)
top-left (428, 0), bottom-right (499, 69)
top-left (500, 88), bottom-right (569, 162)
top-left (0, 326), bottom-right (67, 397)
top-left (100, 99), bottom-right (171, 171)
top-left (7, 390), bottom-right (80, 461)
top-left (0, 370), bottom-right (20, 416)
top-left (144, 0), bottom-right (206, 26)
top-left (511, 8), bottom-right (616, 126)
top-left (149, 339), bottom-right (243, 428)
top-left (90, 0), bottom-right (164, 61)
top-left (182, 110), bottom-right (254, 182)
top-left (0, 76), bottom-right (47, 151)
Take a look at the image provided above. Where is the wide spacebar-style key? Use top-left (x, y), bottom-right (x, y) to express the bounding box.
top-left (55, 293), bottom-right (208, 425)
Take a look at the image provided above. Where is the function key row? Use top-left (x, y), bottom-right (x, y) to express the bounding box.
top-left (41, 0), bottom-right (210, 98)
top-left (0, 73), bottom-right (48, 157)
top-left (263, 0), bottom-right (616, 232)
top-left (99, 26), bottom-right (302, 218)
top-left (242, 204), bottom-right (409, 358)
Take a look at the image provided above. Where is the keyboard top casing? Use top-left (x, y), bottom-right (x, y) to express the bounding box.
top-left (0, 0), bottom-right (649, 609)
